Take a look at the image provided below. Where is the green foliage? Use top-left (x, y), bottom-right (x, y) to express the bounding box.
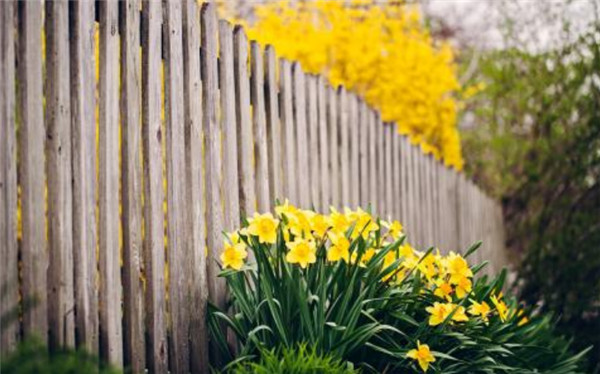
top-left (0, 337), bottom-right (119, 374)
top-left (226, 344), bottom-right (358, 374)
top-left (209, 209), bottom-right (589, 373)
top-left (460, 8), bottom-right (600, 370)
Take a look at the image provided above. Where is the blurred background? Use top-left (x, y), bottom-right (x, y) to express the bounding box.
top-left (219, 0), bottom-right (600, 371)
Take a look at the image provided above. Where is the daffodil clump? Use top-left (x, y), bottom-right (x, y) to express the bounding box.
top-left (230, 1), bottom-right (465, 169)
top-left (209, 203), bottom-right (589, 373)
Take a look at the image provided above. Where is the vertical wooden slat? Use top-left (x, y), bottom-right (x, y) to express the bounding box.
top-left (410, 144), bottom-right (420, 247)
top-left (1, 0), bottom-right (19, 352)
top-left (201, 3), bottom-right (226, 310)
top-left (71, 0), bottom-right (98, 353)
top-left (264, 46), bottom-right (282, 206)
top-left (220, 20), bottom-right (241, 230)
top-left (18, 0), bottom-right (47, 344)
top-left (164, 0), bottom-right (190, 371)
top-left (293, 64), bottom-right (310, 208)
top-left (279, 59), bottom-right (296, 205)
top-left (306, 75), bottom-right (320, 210)
top-left (46, 0), bottom-right (75, 350)
top-left (98, 0), bottom-right (122, 364)
top-left (376, 116), bottom-right (385, 217)
top-left (358, 101), bottom-right (369, 208)
top-left (142, 0), bottom-right (168, 370)
top-left (250, 41), bottom-right (270, 213)
top-left (234, 27), bottom-right (256, 218)
top-left (317, 77), bottom-right (329, 212)
top-left (392, 127), bottom-right (401, 220)
top-left (328, 87), bottom-right (340, 209)
top-left (368, 111), bottom-right (377, 214)
top-left (182, 1), bottom-right (209, 371)
top-left (339, 88), bottom-right (350, 207)
top-left (349, 95), bottom-right (360, 208)
top-left (120, 0), bottom-right (144, 369)
top-left (384, 124), bottom-right (393, 220)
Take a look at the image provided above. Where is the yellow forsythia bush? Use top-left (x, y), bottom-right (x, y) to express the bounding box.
top-left (231, 0), bottom-right (464, 169)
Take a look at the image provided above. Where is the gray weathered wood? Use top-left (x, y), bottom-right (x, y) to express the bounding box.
top-left (164, 0), bottom-right (190, 371)
top-left (201, 3), bottom-right (226, 311)
top-left (182, 0), bottom-right (209, 371)
top-left (392, 126), bottom-right (401, 220)
top-left (317, 77), bottom-right (329, 212)
top-left (17, 0), bottom-right (48, 343)
top-left (329, 87), bottom-right (340, 209)
top-left (71, 0), bottom-right (98, 353)
top-left (376, 115), bottom-right (385, 217)
top-left (306, 75), bottom-right (320, 210)
top-left (120, 0), bottom-right (145, 369)
top-left (349, 94), bottom-right (360, 208)
top-left (142, 0), bottom-right (169, 370)
top-left (384, 124), bottom-right (393, 220)
top-left (279, 59), bottom-right (297, 205)
top-left (368, 111), bottom-right (377, 213)
top-left (339, 88), bottom-right (350, 207)
top-left (220, 20), bottom-right (241, 230)
top-left (293, 64), bottom-right (310, 208)
top-left (98, 0), bottom-right (122, 364)
top-left (0, 0), bottom-right (19, 352)
top-left (234, 27), bottom-right (256, 217)
top-left (358, 101), bottom-right (369, 208)
top-left (250, 42), bottom-right (271, 213)
top-left (45, 0), bottom-right (75, 350)
top-left (264, 46), bottom-right (282, 206)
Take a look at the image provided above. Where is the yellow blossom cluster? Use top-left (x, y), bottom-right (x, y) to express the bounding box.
top-left (219, 202), bottom-right (530, 372)
top-left (232, 0), bottom-right (465, 169)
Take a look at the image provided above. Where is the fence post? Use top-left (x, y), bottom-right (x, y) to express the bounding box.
top-left (317, 77), bottom-right (330, 212)
top-left (329, 86), bottom-right (340, 209)
top-left (306, 75), bottom-right (321, 210)
top-left (264, 46), bottom-right (283, 206)
top-left (293, 64), bottom-right (310, 208)
top-left (279, 59), bottom-right (297, 204)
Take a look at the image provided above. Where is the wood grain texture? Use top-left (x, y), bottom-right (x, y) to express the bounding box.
top-left (120, 0), bottom-right (145, 369)
top-left (376, 115), bottom-right (385, 217)
top-left (392, 126), bottom-right (401, 220)
top-left (220, 20), bottom-right (241, 230)
top-left (250, 42), bottom-right (271, 213)
top-left (98, 0), bottom-right (122, 364)
top-left (306, 75), bottom-right (320, 210)
top-left (339, 88), bottom-right (350, 207)
top-left (317, 77), bottom-right (329, 212)
top-left (279, 59), bottom-right (297, 204)
top-left (182, 1), bottom-right (209, 371)
top-left (234, 27), bottom-right (256, 218)
top-left (328, 87), bottom-right (340, 209)
top-left (201, 3), bottom-right (226, 311)
top-left (142, 0), bottom-right (168, 370)
top-left (164, 0), bottom-right (190, 371)
top-left (368, 111), bottom-right (377, 214)
top-left (264, 46), bottom-right (282, 206)
top-left (293, 64), bottom-right (310, 208)
top-left (17, 0), bottom-right (48, 343)
top-left (349, 95), bottom-right (360, 208)
top-left (384, 124), bottom-right (393, 220)
top-left (45, 0), bottom-right (75, 350)
top-left (71, 0), bottom-right (99, 353)
top-left (0, 0), bottom-right (19, 352)
top-left (358, 101), bottom-right (369, 208)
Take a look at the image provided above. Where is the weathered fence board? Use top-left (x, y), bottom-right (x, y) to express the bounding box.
top-left (235, 27), bottom-right (257, 218)
top-left (46, 0), bottom-right (75, 350)
top-left (120, 0), bottom-right (144, 370)
top-left (0, 0), bottom-right (19, 352)
top-left (142, 0), bottom-right (169, 371)
top-left (251, 41), bottom-right (271, 213)
top-left (1, 5), bottom-right (507, 371)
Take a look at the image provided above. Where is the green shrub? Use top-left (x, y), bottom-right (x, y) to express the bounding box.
top-left (0, 337), bottom-right (119, 374)
top-left (226, 344), bottom-right (357, 374)
top-left (209, 203), bottom-right (589, 373)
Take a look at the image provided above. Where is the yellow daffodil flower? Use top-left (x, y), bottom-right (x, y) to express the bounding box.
top-left (220, 242), bottom-right (248, 270)
top-left (328, 207), bottom-right (351, 234)
top-left (426, 302), bottom-right (468, 326)
top-left (454, 276), bottom-right (472, 299)
top-left (285, 238), bottom-right (317, 268)
top-left (309, 212), bottom-right (330, 238)
top-left (446, 252), bottom-right (473, 284)
top-left (328, 232), bottom-right (350, 262)
top-left (247, 212), bottom-right (279, 244)
top-left (383, 220), bottom-right (404, 240)
top-left (468, 300), bottom-right (491, 324)
top-left (491, 294), bottom-right (509, 322)
top-left (433, 280), bottom-right (453, 302)
top-left (407, 340), bottom-right (436, 372)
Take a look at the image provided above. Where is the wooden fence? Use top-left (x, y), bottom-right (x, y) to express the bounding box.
top-left (0, 1), bottom-right (507, 372)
